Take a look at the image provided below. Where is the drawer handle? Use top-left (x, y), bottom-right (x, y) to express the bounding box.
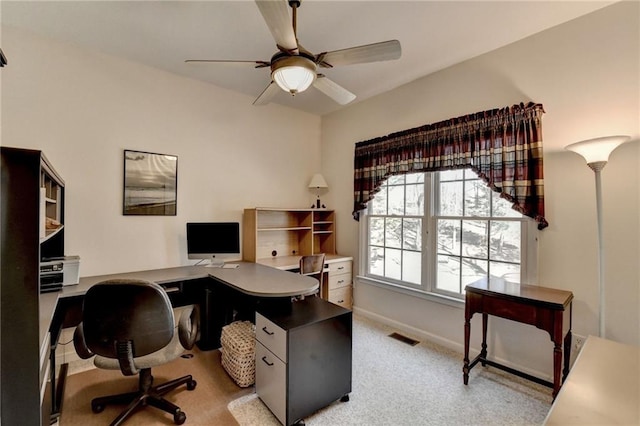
top-left (261, 356), bottom-right (274, 366)
top-left (337, 299), bottom-right (344, 303)
top-left (262, 326), bottom-right (274, 336)
top-left (337, 280), bottom-right (344, 284)
top-left (337, 266), bottom-right (345, 270)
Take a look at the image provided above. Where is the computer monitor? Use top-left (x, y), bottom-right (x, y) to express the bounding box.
top-left (186, 222), bottom-right (240, 267)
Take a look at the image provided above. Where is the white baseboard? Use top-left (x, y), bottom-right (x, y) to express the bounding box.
top-left (353, 306), bottom-right (552, 383)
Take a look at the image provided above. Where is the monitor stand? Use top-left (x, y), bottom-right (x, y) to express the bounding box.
top-left (205, 257), bottom-right (225, 268)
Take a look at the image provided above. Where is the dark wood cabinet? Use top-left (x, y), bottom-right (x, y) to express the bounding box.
top-left (1, 147), bottom-right (65, 425)
top-left (256, 297), bottom-right (352, 425)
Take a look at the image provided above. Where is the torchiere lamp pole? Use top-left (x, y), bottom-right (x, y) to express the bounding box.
top-left (565, 135), bottom-right (630, 338)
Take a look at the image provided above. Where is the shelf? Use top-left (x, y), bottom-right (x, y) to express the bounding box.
top-left (45, 197), bottom-right (57, 204)
top-left (258, 227), bottom-right (312, 232)
top-left (41, 224), bottom-right (64, 243)
top-left (313, 231), bottom-right (333, 234)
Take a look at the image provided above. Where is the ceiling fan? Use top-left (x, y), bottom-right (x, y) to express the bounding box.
top-left (185, 0), bottom-right (401, 106)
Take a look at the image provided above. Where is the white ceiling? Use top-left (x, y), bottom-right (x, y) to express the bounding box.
top-left (2, 1), bottom-right (614, 116)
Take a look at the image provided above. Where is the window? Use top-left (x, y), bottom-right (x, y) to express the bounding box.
top-left (363, 170), bottom-right (535, 300)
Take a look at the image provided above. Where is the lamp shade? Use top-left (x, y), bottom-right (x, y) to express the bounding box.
top-left (565, 135), bottom-right (630, 164)
top-left (308, 173), bottom-right (328, 189)
top-left (272, 56), bottom-right (316, 95)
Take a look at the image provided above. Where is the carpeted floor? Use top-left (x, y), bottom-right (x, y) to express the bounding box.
top-left (61, 315), bottom-right (553, 425)
top-left (60, 347), bottom-right (253, 425)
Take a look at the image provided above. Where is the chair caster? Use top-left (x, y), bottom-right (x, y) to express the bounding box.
top-left (174, 409), bottom-right (186, 425)
top-left (91, 402), bottom-right (105, 413)
top-left (187, 379), bottom-right (197, 391)
top-left (340, 394), bottom-right (350, 402)
top-left (293, 420), bottom-right (305, 425)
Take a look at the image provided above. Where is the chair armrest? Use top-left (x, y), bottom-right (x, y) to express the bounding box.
top-left (73, 324), bottom-right (94, 359)
top-left (178, 304), bottom-right (199, 350)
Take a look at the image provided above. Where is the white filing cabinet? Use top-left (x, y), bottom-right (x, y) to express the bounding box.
top-left (327, 259), bottom-right (352, 309)
top-left (255, 297), bottom-right (352, 426)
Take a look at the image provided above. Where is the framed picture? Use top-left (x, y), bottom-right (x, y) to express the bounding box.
top-left (123, 150), bottom-right (178, 215)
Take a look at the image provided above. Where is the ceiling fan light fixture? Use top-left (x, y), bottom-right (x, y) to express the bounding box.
top-left (271, 56), bottom-right (316, 95)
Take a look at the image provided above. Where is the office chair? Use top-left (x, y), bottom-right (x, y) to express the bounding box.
top-left (73, 279), bottom-right (199, 426)
top-left (299, 253), bottom-right (326, 296)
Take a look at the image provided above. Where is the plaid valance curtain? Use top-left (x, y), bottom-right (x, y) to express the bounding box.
top-left (353, 102), bottom-right (549, 229)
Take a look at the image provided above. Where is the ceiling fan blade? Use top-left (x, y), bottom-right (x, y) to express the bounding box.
top-left (317, 40), bottom-right (401, 68)
top-left (255, 0), bottom-right (298, 54)
top-left (313, 75), bottom-right (356, 105)
top-left (253, 81), bottom-right (281, 106)
top-left (185, 59), bottom-right (270, 68)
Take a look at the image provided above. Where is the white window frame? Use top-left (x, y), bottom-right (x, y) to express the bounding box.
top-left (358, 171), bottom-right (538, 306)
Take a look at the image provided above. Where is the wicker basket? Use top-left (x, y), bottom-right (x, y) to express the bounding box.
top-left (220, 321), bottom-right (256, 387)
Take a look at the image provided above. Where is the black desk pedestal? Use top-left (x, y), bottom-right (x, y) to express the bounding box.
top-left (256, 297), bottom-right (352, 425)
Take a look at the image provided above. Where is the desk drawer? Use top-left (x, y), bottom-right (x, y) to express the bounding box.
top-left (328, 286), bottom-right (352, 309)
top-left (256, 313), bottom-right (287, 362)
top-left (328, 273), bottom-right (352, 290)
top-left (328, 260), bottom-right (352, 276)
top-left (256, 341), bottom-right (286, 425)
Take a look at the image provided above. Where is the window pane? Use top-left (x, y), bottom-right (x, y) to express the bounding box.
top-left (461, 258), bottom-right (488, 287)
top-left (388, 185), bottom-right (405, 215)
top-left (462, 220), bottom-right (488, 259)
top-left (437, 219), bottom-right (460, 255)
top-left (369, 246), bottom-right (384, 276)
top-left (369, 217), bottom-right (384, 246)
top-left (464, 179), bottom-right (491, 217)
top-left (437, 255), bottom-right (460, 292)
top-left (439, 181), bottom-right (463, 216)
top-left (403, 218), bottom-right (422, 250)
top-left (490, 261), bottom-right (520, 282)
top-left (405, 184), bottom-right (424, 215)
top-left (490, 220), bottom-right (521, 263)
top-left (464, 169), bottom-right (478, 179)
top-left (406, 173), bottom-right (424, 184)
top-left (387, 175), bottom-right (404, 185)
top-left (385, 218), bottom-right (402, 248)
top-left (385, 248), bottom-right (402, 280)
top-left (440, 169), bottom-right (464, 182)
top-left (491, 193), bottom-right (522, 218)
top-left (403, 250), bottom-right (421, 284)
top-left (371, 186), bottom-right (387, 215)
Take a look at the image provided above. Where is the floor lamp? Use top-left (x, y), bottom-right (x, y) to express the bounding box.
top-left (565, 135), bottom-right (630, 338)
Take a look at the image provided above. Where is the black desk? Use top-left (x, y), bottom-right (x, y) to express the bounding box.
top-left (43, 262), bottom-right (319, 420)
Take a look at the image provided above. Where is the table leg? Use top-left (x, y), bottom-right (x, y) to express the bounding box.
top-left (463, 314), bottom-right (471, 385)
top-left (480, 313), bottom-right (488, 366)
top-left (563, 303), bottom-right (573, 381)
top-left (563, 330), bottom-right (572, 381)
top-left (552, 339), bottom-right (562, 398)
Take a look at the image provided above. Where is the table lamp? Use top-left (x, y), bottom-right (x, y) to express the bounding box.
top-left (308, 173), bottom-right (328, 208)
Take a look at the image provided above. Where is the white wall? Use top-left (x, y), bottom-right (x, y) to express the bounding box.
top-left (322, 1), bottom-right (639, 377)
top-left (1, 27), bottom-right (321, 276)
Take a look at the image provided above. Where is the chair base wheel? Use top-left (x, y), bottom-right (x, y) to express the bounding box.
top-left (174, 410), bottom-right (186, 425)
top-left (187, 379), bottom-right (197, 391)
top-left (340, 394), bottom-right (350, 402)
top-left (91, 402), bottom-right (105, 413)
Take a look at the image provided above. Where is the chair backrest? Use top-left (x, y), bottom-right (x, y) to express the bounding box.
top-left (81, 279), bottom-right (174, 359)
top-left (299, 253), bottom-right (326, 287)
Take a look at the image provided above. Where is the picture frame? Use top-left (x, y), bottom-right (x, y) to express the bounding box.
top-left (123, 149), bottom-right (178, 216)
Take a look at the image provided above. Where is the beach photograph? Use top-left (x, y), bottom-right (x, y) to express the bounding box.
top-left (123, 150), bottom-right (177, 215)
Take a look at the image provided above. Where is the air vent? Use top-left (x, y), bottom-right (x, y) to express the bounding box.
top-left (388, 332), bottom-right (419, 346)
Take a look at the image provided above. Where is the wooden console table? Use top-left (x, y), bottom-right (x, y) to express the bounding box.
top-left (463, 278), bottom-right (573, 398)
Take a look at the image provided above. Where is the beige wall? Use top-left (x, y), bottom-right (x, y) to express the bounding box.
top-left (1, 27), bottom-right (321, 276)
top-left (322, 1), bottom-right (639, 377)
